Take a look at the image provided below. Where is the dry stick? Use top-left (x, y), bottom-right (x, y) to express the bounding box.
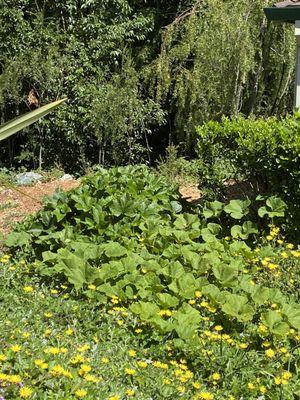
top-left (0, 177), bottom-right (41, 204)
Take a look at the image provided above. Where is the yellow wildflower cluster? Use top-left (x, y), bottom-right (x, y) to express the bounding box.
top-left (266, 226), bottom-right (280, 241)
top-left (274, 370), bottom-right (293, 386)
top-left (158, 309), bottom-right (172, 317)
top-left (50, 365), bottom-right (73, 378)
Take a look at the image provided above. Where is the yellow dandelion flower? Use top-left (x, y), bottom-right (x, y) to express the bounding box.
top-left (75, 389), bottom-right (87, 398)
top-left (268, 263), bottom-right (278, 271)
top-left (199, 392), bottom-right (214, 400)
top-left (274, 377), bottom-right (282, 385)
top-left (265, 349), bottom-right (275, 358)
top-left (0, 354), bottom-right (7, 362)
top-left (23, 286), bottom-right (34, 293)
top-left (280, 347), bottom-right (288, 354)
top-left (125, 368), bottom-right (136, 376)
top-left (287, 243), bottom-right (294, 249)
top-left (71, 355), bottom-right (85, 364)
top-left (44, 312), bottom-right (53, 318)
top-left (258, 324), bottom-right (267, 334)
top-left (260, 386), bottom-right (266, 394)
top-left (126, 389), bottom-right (135, 396)
top-left (158, 309), bottom-right (172, 317)
top-left (60, 347), bottom-right (68, 354)
top-left (79, 364), bottom-right (92, 376)
top-left (84, 374), bottom-right (100, 383)
top-left (0, 373), bottom-right (8, 380)
top-left (50, 365), bottom-right (65, 376)
top-left (77, 344), bottom-right (90, 352)
top-left (101, 357), bottom-right (109, 364)
top-left (211, 373), bottom-right (220, 381)
top-left (11, 344), bottom-right (21, 353)
top-left (45, 346), bottom-right (60, 355)
top-left (153, 361), bottom-right (168, 369)
top-left (247, 383), bottom-right (255, 390)
top-left (137, 360), bottom-right (148, 368)
top-left (262, 341), bottom-right (271, 348)
top-left (88, 284), bottom-right (96, 290)
top-left (213, 325), bottom-right (223, 332)
top-left (19, 386), bottom-right (33, 398)
top-left (66, 328), bottom-right (74, 335)
top-left (9, 374), bottom-right (22, 383)
top-left (44, 328), bottom-right (51, 336)
top-left (282, 371), bottom-right (292, 380)
top-left (108, 396), bottom-right (121, 400)
top-left (193, 381), bottom-right (201, 389)
top-left (177, 386), bottom-right (185, 393)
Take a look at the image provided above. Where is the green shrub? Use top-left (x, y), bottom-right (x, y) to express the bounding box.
top-left (196, 114), bottom-right (300, 236)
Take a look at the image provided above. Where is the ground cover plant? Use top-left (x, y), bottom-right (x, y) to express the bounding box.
top-left (2, 165), bottom-right (300, 399)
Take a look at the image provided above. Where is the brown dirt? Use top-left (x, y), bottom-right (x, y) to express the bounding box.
top-left (0, 179), bottom-right (79, 236)
top-left (179, 184), bottom-right (202, 203)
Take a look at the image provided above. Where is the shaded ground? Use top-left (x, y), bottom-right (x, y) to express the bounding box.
top-left (0, 179), bottom-right (79, 236)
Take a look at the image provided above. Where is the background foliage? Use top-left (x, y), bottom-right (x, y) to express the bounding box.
top-left (0, 0), bottom-right (296, 170)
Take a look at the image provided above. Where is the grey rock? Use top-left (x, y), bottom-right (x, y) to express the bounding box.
top-left (16, 172), bottom-right (43, 186)
top-left (59, 174), bottom-right (74, 181)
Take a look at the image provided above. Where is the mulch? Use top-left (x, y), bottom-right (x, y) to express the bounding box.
top-left (0, 179), bottom-right (79, 236)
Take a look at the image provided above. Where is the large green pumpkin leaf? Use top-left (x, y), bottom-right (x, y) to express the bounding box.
top-left (258, 196), bottom-right (286, 218)
top-left (231, 221), bottom-right (258, 239)
top-left (130, 301), bottom-right (160, 320)
top-left (212, 263), bottom-right (239, 286)
top-left (221, 294), bottom-right (254, 322)
top-left (177, 273), bottom-right (197, 299)
top-left (102, 242), bottom-right (127, 258)
top-left (251, 286), bottom-right (270, 306)
top-left (261, 310), bottom-right (289, 337)
top-left (156, 293), bottom-right (179, 308)
top-left (173, 303), bottom-right (201, 340)
top-left (53, 252), bottom-right (94, 290)
top-left (282, 304), bottom-right (300, 330)
top-left (224, 199), bottom-right (250, 219)
top-left (202, 200), bottom-right (224, 219)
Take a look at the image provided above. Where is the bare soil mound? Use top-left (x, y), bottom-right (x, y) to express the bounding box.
top-left (0, 179), bottom-right (79, 236)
